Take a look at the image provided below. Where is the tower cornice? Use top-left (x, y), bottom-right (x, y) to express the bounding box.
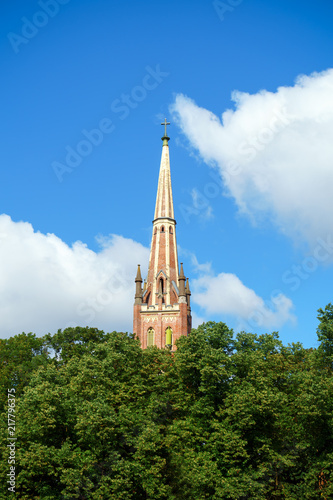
top-left (152, 217), bottom-right (176, 225)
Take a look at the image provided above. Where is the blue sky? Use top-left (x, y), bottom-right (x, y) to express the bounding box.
top-left (1, 0), bottom-right (333, 346)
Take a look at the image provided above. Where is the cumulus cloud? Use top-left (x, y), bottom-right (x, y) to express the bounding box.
top-left (179, 248), bottom-right (295, 330)
top-left (192, 272), bottom-right (295, 330)
top-left (171, 68), bottom-right (333, 254)
top-left (0, 214), bottom-right (149, 339)
top-left (0, 215), bottom-right (295, 339)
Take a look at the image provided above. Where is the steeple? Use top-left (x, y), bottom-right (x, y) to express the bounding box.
top-left (146, 120), bottom-right (179, 306)
top-left (133, 122), bottom-right (192, 349)
top-left (154, 119), bottom-right (174, 221)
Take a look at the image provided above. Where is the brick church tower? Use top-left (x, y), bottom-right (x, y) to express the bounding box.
top-left (133, 120), bottom-right (192, 350)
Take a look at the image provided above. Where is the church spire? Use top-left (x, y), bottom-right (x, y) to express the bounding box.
top-left (133, 123), bottom-right (192, 349)
top-left (153, 119), bottom-right (174, 222)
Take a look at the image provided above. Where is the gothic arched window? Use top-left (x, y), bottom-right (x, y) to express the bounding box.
top-left (161, 226), bottom-right (165, 232)
top-left (147, 328), bottom-right (155, 347)
top-left (165, 327), bottom-right (173, 348)
top-left (169, 226), bottom-right (173, 234)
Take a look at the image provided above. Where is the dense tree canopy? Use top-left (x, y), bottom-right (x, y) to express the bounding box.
top-left (1, 305), bottom-right (333, 499)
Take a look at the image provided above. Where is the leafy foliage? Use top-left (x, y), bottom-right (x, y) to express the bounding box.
top-left (0, 307), bottom-right (333, 498)
top-left (317, 303), bottom-right (333, 360)
top-left (0, 332), bottom-right (49, 411)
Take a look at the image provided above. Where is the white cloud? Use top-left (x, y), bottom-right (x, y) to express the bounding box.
top-left (0, 214), bottom-right (149, 339)
top-left (171, 68), bottom-right (333, 254)
top-left (192, 272), bottom-right (295, 330)
top-left (179, 248), bottom-right (295, 330)
top-left (0, 215), bottom-right (295, 339)
top-left (190, 188), bottom-right (214, 222)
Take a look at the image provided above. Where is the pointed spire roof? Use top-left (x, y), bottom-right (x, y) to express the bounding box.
top-left (153, 119), bottom-right (174, 221)
top-left (179, 262), bottom-right (186, 297)
top-left (135, 264), bottom-right (142, 282)
top-left (185, 278), bottom-right (191, 295)
top-left (134, 264), bottom-right (143, 304)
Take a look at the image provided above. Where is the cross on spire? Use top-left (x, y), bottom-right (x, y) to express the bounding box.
top-left (161, 118), bottom-right (170, 138)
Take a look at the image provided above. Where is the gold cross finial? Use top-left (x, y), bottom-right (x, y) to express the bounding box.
top-left (161, 118), bottom-right (170, 137)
